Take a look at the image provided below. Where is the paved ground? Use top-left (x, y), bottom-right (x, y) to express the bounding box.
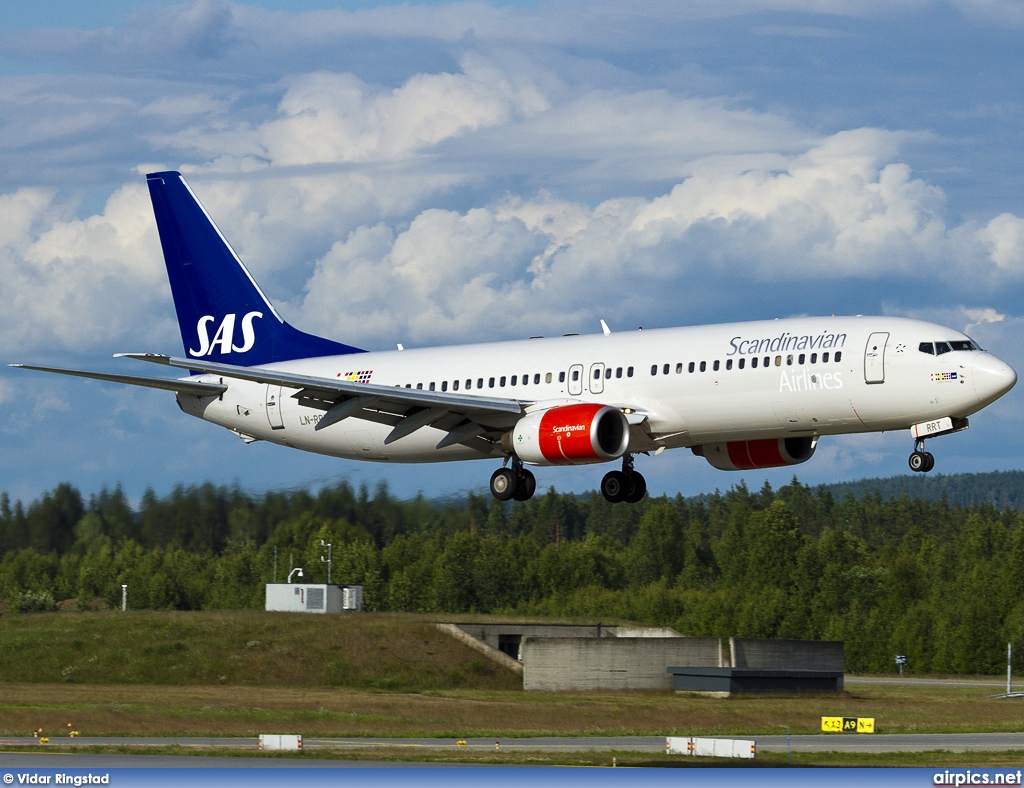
top-left (3, 732), bottom-right (1024, 761)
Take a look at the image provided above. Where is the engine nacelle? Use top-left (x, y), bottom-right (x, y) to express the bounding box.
top-left (506, 403), bottom-right (630, 466)
top-left (693, 436), bottom-right (817, 471)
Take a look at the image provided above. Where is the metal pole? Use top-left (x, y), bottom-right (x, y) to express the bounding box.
top-left (274, 546), bottom-right (278, 583)
top-left (1008, 642), bottom-right (1013, 695)
top-left (121, 584), bottom-right (127, 612)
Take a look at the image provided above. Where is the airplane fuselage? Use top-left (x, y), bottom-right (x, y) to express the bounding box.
top-left (179, 315), bottom-right (1010, 464)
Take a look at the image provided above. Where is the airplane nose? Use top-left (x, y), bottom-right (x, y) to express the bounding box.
top-left (972, 353), bottom-right (1017, 406)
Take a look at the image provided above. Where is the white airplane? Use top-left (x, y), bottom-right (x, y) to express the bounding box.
top-left (13, 172), bottom-right (1018, 503)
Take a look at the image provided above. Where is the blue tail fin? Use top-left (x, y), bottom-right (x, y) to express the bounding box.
top-left (146, 171), bottom-right (363, 366)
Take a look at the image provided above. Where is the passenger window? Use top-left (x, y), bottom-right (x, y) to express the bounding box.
top-left (429, 382), bottom-right (435, 391)
top-left (627, 366), bottom-right (634, 377)
top-left (713, 360), bottom-right (720, 371)
top-left (798, 354), bottom-right (805, 365)
top-left (651, 365), bottom-right (658, 376)
top-left (511, 375), bottom-right (517, 386)
top-left (571, 370), bottom-right (580, 382)
top-left (663, 363), bottom-right (670, 375)
top-left (775, 356), bottom-right (782, 367)
top-left (466, 379), bottom-right (472, 390)
top-left (615, 367), bottom-right (622, 378)
top-left (810, 353), bottom-right (817, 363)
top-left (558, 372), bottom-right (565, 383)
top-left (535, 374), bottom-right (542, 384)
top-left (605, 367), bottom-right (612, 379)
top-left (835, 351), bottom-right (842, 362)
top-left (822, 352), bottom-right (829, 363)
top-left (417, 383), bottom-right (423, 389)
top-left (676, 363), bottom-right (683, 374)
top-left (405, 384), bottom-right (411, 388)
top-left (919, 342), bottom-right (934, 355)
top-left (594, 369), bottom-right (601, 380)
top-left (489, 377), bottom-right (495, 388)
top-left (738, 358), bottom-right (745, 369)
top-left (786, 355), bottom-right (793, 366)
top-left (726, 359), bottom-right (732, 370)
top-left (935, 342), bottom-right (951, 355)
top-left (752, 357), bottom-right (758, 369)
top-left (453, 380), bottom-right (459, 391)
top-left (688, 362), bottom-right (695, 373)
top-left (699, 361), bottom-right (706, 372)
top-left (477, 378), bottom-right (484, 388)
top-left (763, 356), bottom-right (769, 367)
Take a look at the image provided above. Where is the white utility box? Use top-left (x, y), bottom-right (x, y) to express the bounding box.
top-left (259, 734), bottom-right (302, 750)
top-left (264, 583), bottom-right (363, 613)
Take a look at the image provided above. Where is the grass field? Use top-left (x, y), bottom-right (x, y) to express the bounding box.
top-left (2, 609), bottom-right (1021, 766)
top-left (0, 610), bottom-right (528, 690)
top-left (1, 681), bottom-right (1022, 739)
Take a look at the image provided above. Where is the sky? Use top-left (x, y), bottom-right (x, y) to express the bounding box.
top-left (1, 0), bottom-right (1023, 507)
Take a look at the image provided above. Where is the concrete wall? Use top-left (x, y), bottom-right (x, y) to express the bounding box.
top-left (433, 623), bottom-right (523, 674)
top-left (450, 623), bottom-right (679, 652)
top-left (730, 637), bottom-right (844, 671)
top-left (522, 637), bottom-right (723, 691)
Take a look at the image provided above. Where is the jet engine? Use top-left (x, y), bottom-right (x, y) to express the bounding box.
top-left (506, 403), bottom-right (630, 466)
top-left (693, 436), bottom-right (817, 471)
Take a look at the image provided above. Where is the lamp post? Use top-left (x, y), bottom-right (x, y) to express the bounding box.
top-left (320, 540), bottom-right (332, 585)
top-left (287, 568), bottom-right (303, 584)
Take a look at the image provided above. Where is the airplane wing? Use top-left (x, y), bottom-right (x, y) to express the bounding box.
top-left (118, 353), bottom-right (527, 448)
top-left (9, 363), bottom-right (228, 396)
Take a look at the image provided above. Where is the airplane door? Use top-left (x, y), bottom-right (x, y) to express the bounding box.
top-left (568, 364), bottom-right (584, 396)
top-left (864, 332), bottom-right (889, 384)
top-left (589, 362), bottom-right (605, 394)
top-left (266, 385), bottom-right (285, 429)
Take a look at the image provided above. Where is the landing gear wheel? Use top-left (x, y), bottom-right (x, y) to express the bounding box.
top-left (513, 469), bottom-right (536, 501)
top-left (909, 451), bottom-right (935, 473)
top-left (601, 470), bottom-right (626, 503)
top-left (490, 468), bottom-right (517, 500)
top-left (623, 472), bottom-right (647, 503)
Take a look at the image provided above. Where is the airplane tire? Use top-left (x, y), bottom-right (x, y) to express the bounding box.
top-left (490, 468), bottom-right (518, 501)
top-left (624, 472), bottom-right (647, 503)
top-left (513, 469), bottom-right (537, 501)
top-left (922, 452), bottom-right (935, 472)
top-left (908, 451), bottom-right (926, 472)
top-left (601, 470), bottom-right (626, 503)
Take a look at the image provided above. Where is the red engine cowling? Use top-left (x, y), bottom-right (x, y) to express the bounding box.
top-left (507, 403), bottom-right (630, 466)
top-left (694, 436), bottom-right (817, 471)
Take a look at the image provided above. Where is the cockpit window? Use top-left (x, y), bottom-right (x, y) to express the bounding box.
top-left (949, 340), bottom-right (977, 351)
top-left (919, 342), bottom-right (934, 355)
top-left (935, 341), bottom-right (951, 355)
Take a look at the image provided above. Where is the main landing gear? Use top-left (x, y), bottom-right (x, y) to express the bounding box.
top-left (600, 454), bottom-right (647, 504)
top-left (908, 438), bottom-right (935, 473)
top-left (490, 456), bottom-right (537, 501)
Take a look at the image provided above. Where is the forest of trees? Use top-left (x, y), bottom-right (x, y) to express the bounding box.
top-left (2, 474), bottom-right (1024, 675)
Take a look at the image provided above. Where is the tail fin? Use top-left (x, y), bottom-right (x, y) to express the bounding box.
top-left (146, 171), bottom-right (363, 366)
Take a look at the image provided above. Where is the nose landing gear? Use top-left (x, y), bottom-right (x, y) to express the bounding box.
top-left (489, 456), bottom-right (537, 501)
top-left (908, 439), bottom-right (935, 473)
top-left (601, 454), bottom-right (647, 503)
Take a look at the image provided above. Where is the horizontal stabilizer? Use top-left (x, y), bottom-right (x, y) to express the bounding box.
top-left (10, 364), bottom-right (227, 396)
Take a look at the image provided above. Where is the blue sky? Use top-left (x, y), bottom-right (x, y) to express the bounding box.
top-left (1, 0), bottom-right (1023, 507)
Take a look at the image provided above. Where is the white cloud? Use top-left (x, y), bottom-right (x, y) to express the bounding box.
top-left (0, 184), bottom-right (172, 354)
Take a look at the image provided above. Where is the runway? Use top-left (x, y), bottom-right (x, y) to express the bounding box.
top-left (2, 731), bottom-right (1024, 767)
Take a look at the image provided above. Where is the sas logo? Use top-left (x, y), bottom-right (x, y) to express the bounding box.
top-left (189, 312), bottom-right (262, 357)
top-left (339, 370), bottom-right (373, 383)
top-left (930, 372), bottom-right (958, 382)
